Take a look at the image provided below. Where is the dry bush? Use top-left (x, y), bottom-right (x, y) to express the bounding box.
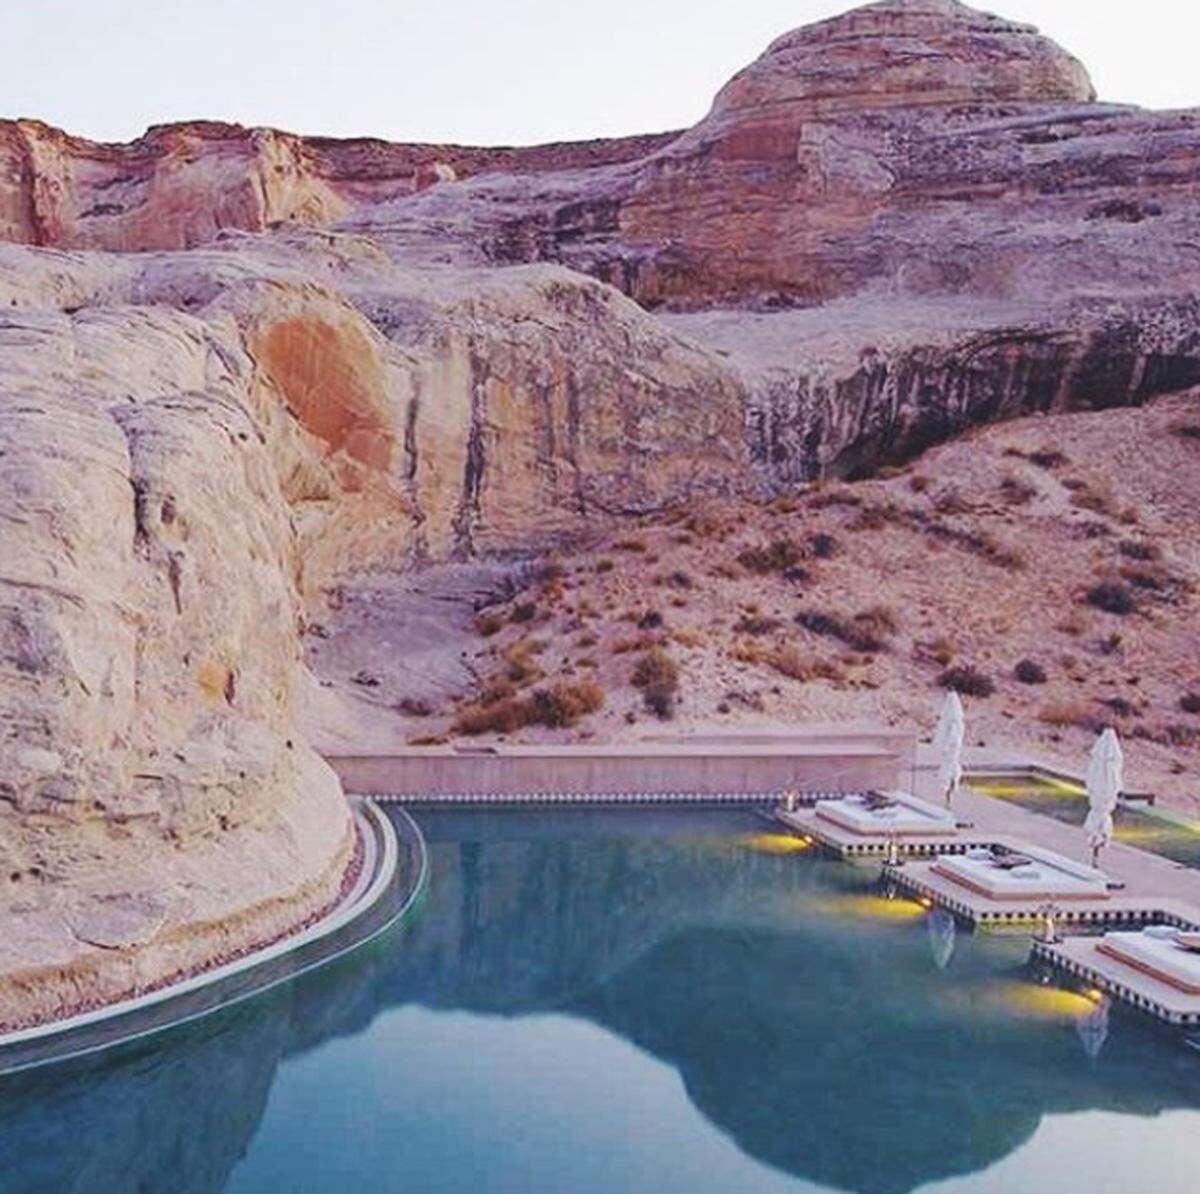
top-left (1038, 700), bottom-right (1108, 734)
top-left (1069, 479), bottom-right (1118, 517)
top-left (938, 665), bottom-right (996, 698)
top-left (809, 531), bottom-right (839, 559)
top-left (1028, 448), bottom-right (1069, 469)
top-left (614, 537), bottom-right (648, 553)
top-left (1181, 692), bottom-right (1200, 716)
top-left (1118, 539), bottom-right (1160, 562)
top-left (408, 734), bottom-right (449, 746)
top-left (1055, 609), bottom-right (1090, 637)
top-left (913, 637), bottom-right (956, 667)
top-left (509, 600), bottom-right (538, 624)
top-left (596, 558), bottom-right (615, 573)
top-left (631, 647), bottom-right (681, 719)
top-left (763, 645), bottom-right (844, 684)
top-left (909, 475), bottom-right (931, 494)
top-left (734, 614), bottom-right (783, 637)
top-left (1085, 580), bottom-right (1137, 616)
top-left (1014, 659), bottom-right (1048, 685)
top-left (1169, 419), bottom-right (1200, 441)
top-left (856, 604), bottom-right (900, 637)
top-left (737, 537), bottom-right (803, 575)
top-left (475, 610), bottom-right (505, 637)
top-left (672, 627), bottom-right (702, 649)
top-left (453, 678), bottom-right (605, 736)
top-left (796, 609), bottom-right (885, 654)
top-left (612, 633), bottom-right (658, 655)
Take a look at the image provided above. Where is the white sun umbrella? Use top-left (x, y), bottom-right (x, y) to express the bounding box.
top-left (934, 691), bottom-right (965, 808)
top-left (1084, 728), bottom-right (1124, 869)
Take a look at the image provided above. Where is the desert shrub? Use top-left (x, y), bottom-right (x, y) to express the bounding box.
top-left (1014, 659), bottom-right (1048, 685)
top-left (809, 532), bottom-right (838, 559)
top-left (913, 637), bottom-right (956, 667)
top-left (909, 475), bottom-right (930, 493)
top-left (454, 678), bottom-right (604, 736)
top-left (631, 647), bottom-right (681, 719)
top-left (1069, 480), bottom-right (1117, 517)
top-left (530, 679), bottom-right (605, 728)
top-left (1028, 448), bottom-right (1068, 469)
top-left (1098, 696), bottom-right (1137, 718)
top-left (1038, 701), bottom-right (1107, 734)
top-left (938, 665), bottom-right (995, 698)
top-left (1169, 419), bottom-right (1200, 441)
top-left (856, 604), bottom-right (899, 637)
top-left (795, 609), bottom-right (884, 654)
top-left (1132, 723), bottom-right (1200, 749)
top-left (614, 537), bottom-right (648, 553)
top-left (672, 627), bottom-right (702, 649)
top-left (1119, 539), bottom-right (1160, 562)
top-left (595, 558), bottom-right (615, 573)
top-left (763, 646), bottom-right (844, 684)
top-left (737, 537), bottom-right (802, 575)
top-left (782, 565), bottom-right (811, 584)
top-left (408, 734), bottom-right (449, 746)
top-left (510, 600), bottom-right (538, 624)
top-left (637, 609), bottom-right (664, 630)
top-left (668, 570), bottom-right (693, 589)
top-left (476, 611), bottom-right (505, 637)
top-left (1181, 692), bottom-right (1200, 716)
top-left (1086, 581), bottom-right (1137, 616)
top-left (1056, 610), bottom-right (1090, 637)
top-left (612, 634), bottom-right (658, 655)
top-left (734, 614), bottom-right (783, 636)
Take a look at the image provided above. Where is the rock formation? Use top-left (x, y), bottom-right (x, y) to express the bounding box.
top-left (1, 0), bottom-right (1199, 1025)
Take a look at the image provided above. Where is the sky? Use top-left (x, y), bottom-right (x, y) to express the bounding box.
top-left (3, 1), bottom-right (1198, 146)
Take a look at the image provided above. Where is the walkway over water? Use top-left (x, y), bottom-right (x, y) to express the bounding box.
top-left (327, 725), bottom-right (913, 802)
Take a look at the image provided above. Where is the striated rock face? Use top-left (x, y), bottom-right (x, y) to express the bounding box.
top-left (0, 233), bottom-right (745, 1025)
top-left (2, 0), bottom-right (1200, 1025)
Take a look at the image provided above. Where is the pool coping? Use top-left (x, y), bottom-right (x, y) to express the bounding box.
top-left (0, 799), bottom-right (424, 1076)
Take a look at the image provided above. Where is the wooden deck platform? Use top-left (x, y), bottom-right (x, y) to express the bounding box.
top-left (1032, 935), bottom-right (1200, 1028)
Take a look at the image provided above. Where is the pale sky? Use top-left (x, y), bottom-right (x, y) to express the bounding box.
top-left (3, 1), bottom-right (1198, 146)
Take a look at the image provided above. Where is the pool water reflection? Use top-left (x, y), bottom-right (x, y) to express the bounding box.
top-left (2, 807), bottom-right (1199, 1194)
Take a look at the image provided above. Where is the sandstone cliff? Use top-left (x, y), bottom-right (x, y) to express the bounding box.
top-left (1, 0), bottom-right (1199, 1026)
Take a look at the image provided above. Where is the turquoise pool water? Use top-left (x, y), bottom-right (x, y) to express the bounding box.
top-left (2, 806), bottom-right (1200, 1194)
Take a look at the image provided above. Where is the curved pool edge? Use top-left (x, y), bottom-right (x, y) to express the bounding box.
top-left (0, 799), bottom-right (428, 1077)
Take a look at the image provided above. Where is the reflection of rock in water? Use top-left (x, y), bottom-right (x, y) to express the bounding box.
top-left (0, 999), bottom-right (290, 1194)
top-left (1077, 997), bottom-right (1111, 1061)
top-left (927, 908), bottom-right (957, 971)
top-left (1, 809), bottom-right (1198, 1194)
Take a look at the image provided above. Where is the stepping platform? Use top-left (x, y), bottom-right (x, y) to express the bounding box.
top-left (815, 791), bottom-right (959, 838)
top-left (774, 795), bottom-right (981, 859)
top-left (932, 846), bottom-right (1109, 902)
top-left (885, 853), bottom-right (1163, 929)
top-left (1034, 927), bottom-right (1200, 1027)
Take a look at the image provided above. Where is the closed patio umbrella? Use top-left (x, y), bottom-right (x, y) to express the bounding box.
top-left (934, 691), bottom-right (965, 808)
top-left (1083, 728), bottom-right (1124, 869)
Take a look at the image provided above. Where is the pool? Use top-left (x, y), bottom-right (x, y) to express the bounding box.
top-left (2, 806), bottom-right (1199, 1194)
top-left (968, 773), bottom-right (1200, 870)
